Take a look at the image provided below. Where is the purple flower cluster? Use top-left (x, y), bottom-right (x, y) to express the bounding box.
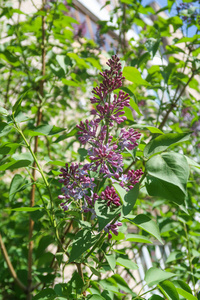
top-left (90, 55), bottom-right (130, 125)
top-left (59, 55), bottom-right (143, 239)
top-left (58, 163), bottom-right (96, 211)
top-left (104, 222), bottom-right (122, 239)
top-left (101, 186), bottom-right (121, 207)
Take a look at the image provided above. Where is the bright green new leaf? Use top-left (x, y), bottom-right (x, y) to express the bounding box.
top-left (105, 254), bottom-right (116, 271)
top-left (116, 257), bottom-right (138, 270)
top-left (158, 280), bottom-right (179, 300)
top-left (144, 132), bottom-right (191, 158)
top-left (87, 295), bottom-right (106, 300)
top-left (126, 233), bottom-right (152, 244)
top-left (25, 124), bottom-right (66, 136)
top-left (145, 268), bottom-right (176, 286)
top-left (176, 288), bottom-right (197, 300)
top-left (62, 78), bottom-right (79, 87)
top-left (0, 107), bottom-right (9, 116)
top-left (146, 153), bottom-right (189, 205)
top-left (128, 214), bottom-right (163, 244)
top-left (8, 207), bottom-right (43, 212)
top-left (123, 66), bottom-right (149, 86)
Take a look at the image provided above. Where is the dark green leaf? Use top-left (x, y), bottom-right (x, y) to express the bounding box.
top-left (9, 174), bottom-right (24, 201)
top-left (95, 199), bottom-right (121, 231)
top-left (159, 280), bottom-right (179, 300)
top-left (146, 153), bottom-right (189, 205)
top-left (69, 229), bottom-right (100, 262)
top-left (122, 183), bottom-right (139, 216)
top-left (32, 288), bottom-right (56, 300)
top-left (144, 132), bottom-right (191, 158)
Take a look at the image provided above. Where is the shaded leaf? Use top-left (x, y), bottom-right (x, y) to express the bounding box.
top-left (128, 214), bottom-right (163, 244)
top-left (158, 280), bottom-right (179, 300)
top-left (95, 199), bottom-right (121, 231)
top-left (144, 132), bottom-right (191, 158)
top-left (69, 229), bottom-right (100, 262)
top-left (146, 153), bottom-right (189, 205)
top-left (145, 267), bottom-right (176, 287)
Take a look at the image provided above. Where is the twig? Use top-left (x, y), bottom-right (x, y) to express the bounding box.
top-left (0, 233), bottom-right (27, 291)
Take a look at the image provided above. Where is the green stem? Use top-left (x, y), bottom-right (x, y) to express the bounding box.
top-left (13, 119), bottom-right (68, 256)
top-left (184, 223), bottom-right (196, 295)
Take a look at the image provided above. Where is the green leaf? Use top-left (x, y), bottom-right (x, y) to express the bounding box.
top-left (87, 295), bottom-right (106, 300)
top-left (126, 234), bottom-right (152, 244)
top-left (122, 184), bottom-right (139, 216)
top-left (12, 91), bottom-right (29, 113)
top-left (0, 143), bottom-right (19, 155)
top-left (69, 229), bottom-right (100, 262)
top-left (105, 254), bottom-right (116, 271)
top-left (54, 127), bottom-right (78, 143)
top-left (56, 55), bottom-right (69, 73)
top-left (0, 156), bottom-right (32, 171)
top-left (67, 53), bottom-right (90, 69)
top-left (86, 57), bottom-right (102, 71)
top-left (176, 288), bottom-right (197, 300)
top-left (7, 207), bottom-right (43, 212)
top-left (166, 251), bottom-right (185, 263)
top-left (95, 199), bottom-right (121, 231)
top-left (111, 274), bottom-right (136, 295)
top-left (32, 288), bottom-right (56, 300)
top-left (145, 38), bottom-right (160, 58)
top-left (173, 280), bottom-right (192, 294)
top-left (128, 214), bottom-right (163, 244)
top-left (9, 174), bottom-right (24, 201)
top-left (131, 124), bottom-right (163, 134)
top-left (116, 257), bottom-right (138, 270)
top-left (158, 280), bottom-right (179, 300)
top-left (144, 132), bottom-right (191, 158)
top-left (0, 122), bottom-right (12, 137)
top-left (25, 125), bottom-right (66, 136)
top-left (145, 267), bottom-right (176, 287)
top-left (146, 153), bottom-right (189, 205)
top-left (149, 296), bottom-right (165, 300)
top-left (113, 183), bottom-right (126, 204)
top-left (0, 107), bottom-right (9, 116)
top-left (123, 66), bottom-right (149, 86)
top-left (62, 78), bottom-right (79, 87)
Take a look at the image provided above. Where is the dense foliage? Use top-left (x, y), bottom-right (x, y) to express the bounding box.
top-left (0, 0), bottom-right (200, 299)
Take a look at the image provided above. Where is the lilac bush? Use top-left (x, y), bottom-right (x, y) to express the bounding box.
top-left (58, 55), bottom-right (143, 238)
